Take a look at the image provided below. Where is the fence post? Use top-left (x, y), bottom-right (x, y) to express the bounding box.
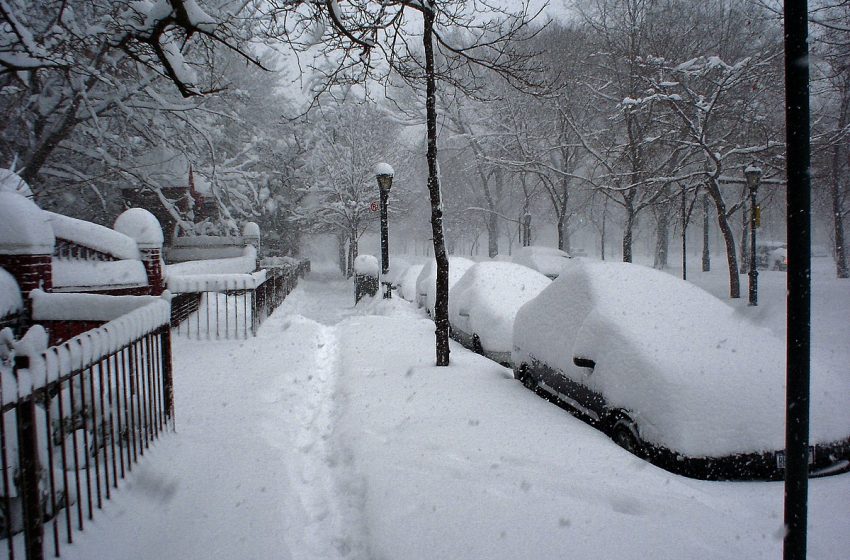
top-left (14, 355), bottom-right (44, 560)
top-left (159, 328), bottom-right (174, 424)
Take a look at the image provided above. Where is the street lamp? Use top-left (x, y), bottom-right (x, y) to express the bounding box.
top-left (375, 162), bottom-right (394, 298)
top-left (744, 164), bottom-right (762, 306)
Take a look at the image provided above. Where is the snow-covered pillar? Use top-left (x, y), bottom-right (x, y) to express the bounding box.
top-left (242, 221), bottom-right (261, 269)
top-left (0, 192), bottom-right (55, 317)
top-left (114, 209), bottom-right (165, 296)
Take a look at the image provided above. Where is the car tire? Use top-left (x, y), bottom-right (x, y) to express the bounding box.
top-left (610, 416), bottom-right (642, 456)
top-left (472, 334), bottom-right (483, 354)
top-left (516, 363), bottom-right (536, 391)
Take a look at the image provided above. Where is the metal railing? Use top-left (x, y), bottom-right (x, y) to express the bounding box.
top-left (169, 261), bottom-right (308, 339)
top-left (1, 301), bottom-right (172, 560)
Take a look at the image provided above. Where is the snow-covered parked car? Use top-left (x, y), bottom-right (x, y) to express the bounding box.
top-left (448, 262), bottom-right (550, 366)
top-left (397, 264), bottom-right (425, 302)
top-left (769, 248), bottom-right (788, 271)
top-left (414, 257), bottom-right (475, 315)
top-left (512, 259), bottom-right (850, 480)
top-left (511, 245), bottom-right (571, 279)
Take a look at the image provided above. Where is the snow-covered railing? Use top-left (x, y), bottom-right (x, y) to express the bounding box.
top-left (46, 211), bottom-right (141, 262)
top-left (0, 298), bottom-right (173, 559)
top-left (168, 262), bottom-right (307, 339)
top-left (165, 245), bottom-right (257, 277)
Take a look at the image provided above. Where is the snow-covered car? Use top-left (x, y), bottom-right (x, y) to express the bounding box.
top-left (755, 240), bottom-right (786, 269)
top-left (512, 259), bottom-right (850, 480)
top-left (769, 248), bottom-right (788, 271)
top-left (414, 257), bottom-right (475, 315)
top-left (448, 262), bottom-right (550, 365)
top-left (397, 264), bottom-right (425, 302)
top-left (511, 245), bottom-right (571, 279)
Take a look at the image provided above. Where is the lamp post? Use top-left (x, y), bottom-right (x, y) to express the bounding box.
top-left (375, 163), bottom-right (394, 298)
top-left (745, 164), bottom-right (763, 306)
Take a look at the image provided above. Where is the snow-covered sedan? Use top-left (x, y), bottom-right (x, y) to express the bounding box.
top-left (414, 257), bottom-right (475, 315)
top-left (448, 262), bottom-right (550, 366)
top-left (512, 259), bottom-right (850, 480)
top-left (511, 245), bottom-right (571, 279)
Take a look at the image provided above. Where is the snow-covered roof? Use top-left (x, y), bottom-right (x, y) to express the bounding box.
top-left (113, 208), bottom-right (164, 249)
top-left (0, 192), bottom-right (55, 255)
top-left (0, 267), bottom-right (23, 317)
top-left (46, 211), bottom-right (141, 259)
top-left (513, 260), bottom-right (850, 456)
top-left (0, 168), bottom-right (33, 198)
top-left (448, 261), bottom-right (550, 354)
top-left (52, 259), bottom-right (148, 290)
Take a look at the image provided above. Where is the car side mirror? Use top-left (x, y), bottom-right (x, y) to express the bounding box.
top-left (573, 357), bottom-right (596, 370)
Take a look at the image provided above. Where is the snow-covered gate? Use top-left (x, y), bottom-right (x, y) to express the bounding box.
top-left (0, 299), bottom-right (173, 560)
top-left (168, 261), bottom-right (308, 339)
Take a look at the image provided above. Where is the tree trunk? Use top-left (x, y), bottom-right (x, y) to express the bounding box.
top-left (707, 179), bottom-right (741, 298)
top-left (622, 189), bottom-right (636, 263)
top-left (702, 193), bottom-right (711, 271)
top-left (423, 10), bottom-right (450, 366)
top-left (831, 122), bottom-right (849, 278)
top-left (654, 207), bottom-right (669, 269)
top-left (739, 186), bottom-right (750, 274)
top-left (338, 234), bottom-right (347, 275)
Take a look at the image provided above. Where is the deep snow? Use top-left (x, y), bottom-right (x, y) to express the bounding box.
top-left (49, 260), bottom-right (849, 560)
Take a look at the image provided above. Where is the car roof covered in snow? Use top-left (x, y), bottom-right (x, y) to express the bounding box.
top-left (511, 245), bottom-right (571, 278)
top-left (415, 257), bottom-right (475, 312)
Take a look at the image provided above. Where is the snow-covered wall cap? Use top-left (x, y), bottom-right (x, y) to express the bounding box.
top-left (744, 165), bottom-right (763, 175)
top-left (46, 211), bottom-right (140, 260)
top-left (0, 192), bottom-right (55, 255)
top-left (242, 221), bottom-right (260, 238)
top-left (114, 208), bottom-right (164, 249)
top-left (354, 254), bottom-right (380, 277)
top-left (0, 168), bottom-right (34, 198)
top-left (374, 162), bottom-right (395, 177)
top-left (0, 268), bottom-right (23, 316)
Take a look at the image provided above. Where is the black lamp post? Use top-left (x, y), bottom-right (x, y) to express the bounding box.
top-left (375, 163), bottom-right (394, 298)
top-left (745, 164), bottom-right (762, 306)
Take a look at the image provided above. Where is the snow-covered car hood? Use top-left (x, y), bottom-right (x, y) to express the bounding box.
top-left (513, 260), bottom-right (850, 457)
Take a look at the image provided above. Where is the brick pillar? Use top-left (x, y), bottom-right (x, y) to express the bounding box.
top-left (140, 247), bottom-right (164, 295)
top-left (0, 254), bottom-right (53, 295)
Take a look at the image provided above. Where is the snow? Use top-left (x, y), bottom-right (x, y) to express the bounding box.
top-left (166, 246), bottom-right (257, 276)
top-left (113, 208), bottom-right (164, 249)
top-left (353, 254), bottom-right (379, 277)
top-left (0, 268), bottom-right (23, 317)
top-left (448, 261), bottom-right (550, 356)
top-left (242, 221), bottom-right (260, 238)
top-left (50, 264), bottom-right (850, 560)
top-left (512, 259), bottom-right (850, 456)
top-left (0, 192), bottom-right (55, 255)
top-left (511, 245), bottom-right (571, 278)
top-left (52, 259), bottom-right (148, 289)
top-left (397, 263), bottom-right (424, 301)
top-left (0, 168), bottom-right (33, 198)
top-left (47, 210), bottom-right (141, 259)
top-left (167, 270), bottom-right (267, 293)
top-left (415, 257), bottom-right (475, 313)
top-left (30, 290), bottom-right (163, 321)
top-left (373, 162), bottom-right (395, 177)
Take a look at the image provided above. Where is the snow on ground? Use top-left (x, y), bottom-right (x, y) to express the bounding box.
top-left (55, 259), bottom-right (849, 560)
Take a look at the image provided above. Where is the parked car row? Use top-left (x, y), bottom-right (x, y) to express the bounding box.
top-left (391, 247), bottom-right (850, 480)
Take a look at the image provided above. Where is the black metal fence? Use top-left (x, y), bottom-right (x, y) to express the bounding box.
top-left (169, 261), bottom-right (308, 339)
top-left (1, 304), bottom-right (172, 560)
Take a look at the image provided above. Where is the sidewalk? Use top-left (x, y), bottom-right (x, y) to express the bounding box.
top-left (58, 271), bottom-right (850, 560)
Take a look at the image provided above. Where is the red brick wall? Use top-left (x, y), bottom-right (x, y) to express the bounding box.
top-left (0, 254), bottom-right (53, 295)
top-left (140, 247), bottom-right (164, 295)
top-left (42, 320), bottom-right (105, 346)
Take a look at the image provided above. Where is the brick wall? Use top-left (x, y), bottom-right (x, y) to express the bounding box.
top-left (0, 254), bottom-right (53, 295)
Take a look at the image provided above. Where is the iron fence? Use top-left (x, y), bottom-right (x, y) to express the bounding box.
top-left (169, 261), bottom-right (308, 339)
top-left (0, 302), bottom-right (172, 560)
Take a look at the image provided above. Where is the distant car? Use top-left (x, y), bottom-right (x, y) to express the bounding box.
top-left (414, 257), bottom-right (475, 315)
top-left (397, 264), bottom-right (425, 302)
top-left (448, 262), bottom-right (550, 365)
top-left (769, 248), bottom-right (787, 271)
top-left (755, 241), bottom-right (786, 269)
top-left (512, 259), bottom-right (850, 480)
top-left (511, 245), bottom-right (571, 279)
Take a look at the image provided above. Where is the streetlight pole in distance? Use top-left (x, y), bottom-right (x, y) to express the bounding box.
top-left (745, 164), bottom-right (763, 306)
top-left (375, 162), bottom-right (394, 298)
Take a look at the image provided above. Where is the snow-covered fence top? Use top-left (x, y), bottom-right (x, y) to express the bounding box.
top-left (167, 270), bottom-right (267, 294)
top-left (166, 235), bottom-right (255, 263)
top-left (46, 210), bottom-right (141, 261)
top-left (30, 289), bottom-right (165, 321)
top-left (4, 296), bottom-right (170, 402)
top-left (166, 245), bottom-right (257, 277)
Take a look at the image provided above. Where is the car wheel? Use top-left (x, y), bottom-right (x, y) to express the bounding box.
top-left (472, 334), bottom-right (483, 354)
top-left (611, 416), bottom-right (642, 456)
top-left (516, 363), bottom-right (536, 390)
